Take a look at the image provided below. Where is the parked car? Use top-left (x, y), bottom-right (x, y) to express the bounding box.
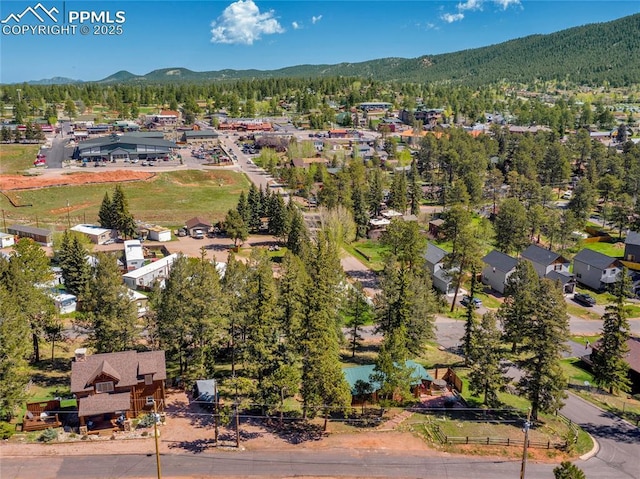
top-left (561, 191), bottom-right (572, 200)
top-left (460, 295), bottom-right (482, 308)
top-left (193, 229), bottom-right (204, 239)
top-left (574, 293), bottom-right (596, 306)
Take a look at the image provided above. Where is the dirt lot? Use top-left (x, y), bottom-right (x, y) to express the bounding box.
top-left (0, 170), bottom-right (155, 191)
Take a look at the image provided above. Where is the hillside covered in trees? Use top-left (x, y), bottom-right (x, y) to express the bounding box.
top-left (24, 13), bottom-right (640, 87)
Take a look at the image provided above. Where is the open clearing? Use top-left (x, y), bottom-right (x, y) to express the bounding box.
top-left (0, 169), bottom-right (250, 229)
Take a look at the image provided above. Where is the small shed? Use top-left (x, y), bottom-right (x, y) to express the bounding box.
top-left (0, 232), bottom-right (15, 249)
top-left (70, 224), bottom-right (113, 244)
top-left (193, 379), bottom-right (218, 409)
top-left (146, 225), bottom-right (171, 242)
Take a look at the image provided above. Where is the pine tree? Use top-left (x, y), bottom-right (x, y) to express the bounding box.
top-left (268, 193), bottom-right (288, 240)
top-left (236, 191), bottom-right (250, 225)
top-left (388, 170), bottom-right (408, 214)
top-left (60, 236), bottom-right (92, 301)
top-left (238, 250), bottom-right (280, 407)
top-left (553, 461), bottom-right (586, 479)
top-left (5, 239), bottom-right (54, 363)
top-left (98, 192), bottom-right (114, 229)
top-left (76, 253), bottom-right (138, 353)
top-left (300, 231), bottom-right (351, 421)
top-left (277, 252), bottom-right (308, 355)
top-left (351, 183), bottom-right (370, 239)
top-left (592, 270), bottom-right (632, 394)
top-left (462, 267), bottom-right (480, 364)
top-left (286, 204), bottom-right (309, 256)
top-left (224, 209), bottom-right (248, 246)
top-left (111, 185), bottom-right (136, 238)
top-left (247, 184), bottom-right (262, 232)
top-left (408, 159), bottom-right (423, 216)
top-left (343, 282), bottom-right (372, 358)
top-left (375, 255), bottom-right (436, 357)
top-left (468, 312), bottom-right (507, 406)
top-left (0, 270), bottom-right (31, 417)
top-left (517, 278), bottom-right (569, 421)
top-left (499, 260), bottom-right (539, 353)
top-left (367, 168), bottom-right (384, 217)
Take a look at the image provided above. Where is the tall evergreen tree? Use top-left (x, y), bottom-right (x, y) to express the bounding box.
top-left (467, 312), bottom-right (507, 406)
top-left (408, 159), bottom-right (423, 216)
top-left (286, 204), bottom-right (309, 256)
top-left (247, 183), bottom-right (262, 232)
top-left (236, 190), bottom-right (250, 225)
top-left (59, 235), bottom-right (92, 301)
top-left (494, 198), bottom-right (530, 254)
top-left (238, 250), bottom-right (280, 406)
top-left (300, 231), bottom-right (351, 420)
top-left (592, 270), bottom-right (632, 394)
top-left (76, 253), bottom-right (138, 353)
top-left (499, 260), bottom-right (539, 353)
top-left (5, 239), bottom-right (54, 363)
top-left (0, 269), bottom-right (31, 417)
top-left (98, 192), bottom-right (114, 228)
top-left (111, 184), bottom-right (136, 238)
top-left (343, 282), bottom-right (372, 358)
top-left (268, 193), bottom-right (288, 240)
top-left (388, 170), bottom-right (408, 214)
top-left (367, 168), bottom-right (384, 217)
top-left (517, 278), bottom-right (569, 420)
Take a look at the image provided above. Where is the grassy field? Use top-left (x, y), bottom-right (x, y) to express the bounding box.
top-left (583, 241), bottom-right (625, 258)
top-left (0, 144), bottom-right (40, 174)
top-left (343, 240), bottom-right (390, 271)
top-left (0, 170), bottom-right (250, 230)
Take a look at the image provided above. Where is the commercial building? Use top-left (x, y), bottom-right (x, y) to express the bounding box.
top-left (75, 133), bottom-right (176, 163)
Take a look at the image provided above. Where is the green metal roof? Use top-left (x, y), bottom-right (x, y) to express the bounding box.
top-left (342, 360), bottom-right (433, 394)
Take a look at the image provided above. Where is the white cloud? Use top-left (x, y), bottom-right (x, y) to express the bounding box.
top-left (493, 0), bottom-right (520, 9)
top-left (441, 12), bottom-right (464, 23)
top-left (311, 15), bottom-right (322, 24)
top-left (457, 0), bottom-right (482, 11)
top-left (210, 0), bottom-right (284, 45)
top-left (292, 21), bottom-right (300, 29)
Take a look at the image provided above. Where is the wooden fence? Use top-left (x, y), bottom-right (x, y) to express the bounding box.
top-left (429, 424), bottom-right (566, 450)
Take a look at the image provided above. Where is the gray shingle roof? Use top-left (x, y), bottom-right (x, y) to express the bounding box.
top-left (625, 231), bottom-right (640, 246)
top-left (573, 248), bottom-right (619, 270)
top-left (546, 270), bottom-right (574, 285)
top-left (483, 250), bottom-right (518, 273)
top-left (521, 244), bottom-right (566, 266)
top-left (424, 243), bottom-right (448, 265)
top-left (77, 134), bottom-right (176, 149)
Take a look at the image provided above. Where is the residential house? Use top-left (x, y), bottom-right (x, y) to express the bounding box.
top-left (52, 293), bottom-right (77, 314)
top-left (588, 336), bottom-right (640, 394)
top-left (0, 232), bottom-right (15, 248)
top-left (122, 253), bottom-right (177, 290)
top-left (343, 360), bottom-right (433, 404)
top-left (70, 349), bottom-right (166, 430)
top-left (185, 217), bottom-right (212, 237)
top-left (124, 240), bottom-right (145, 271)
top-left (624, 231), bottom-right (640, 262)
top-left (521, 244), bottom-right (570, 278)
top-left (424, 243), bottom-right (453, 294)
top-left (7, 224), bottom-right (53, 246)
top-left (70, 224), bottom-right (113, 245)
top-left (572, 249), bottom-right (622, 291)
top-left (481, 250), bottom-right (518, 294)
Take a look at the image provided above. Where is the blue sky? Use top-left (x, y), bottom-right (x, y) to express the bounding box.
top-left (1, 0), bottom-right (639, 83)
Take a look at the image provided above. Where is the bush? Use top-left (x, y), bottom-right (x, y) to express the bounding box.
top-left (137, 414), bottom-right (156, 428)
top-left (0, 422), bottom-right (14, 439)
top-left (39, 428), bottom-right (58, 443)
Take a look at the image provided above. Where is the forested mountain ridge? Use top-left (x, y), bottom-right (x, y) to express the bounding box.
top-left (70, 13), bottom-right (640, 87)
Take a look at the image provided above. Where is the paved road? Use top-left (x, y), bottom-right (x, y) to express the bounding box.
top-left (562, 393), bottom-right (640, 479)
top-left (340, 252), bottom-right (380, 298)
top-left (0, 449), bottom-right (558, 478)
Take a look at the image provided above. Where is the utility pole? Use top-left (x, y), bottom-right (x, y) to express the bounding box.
top-left (152, 398), bottom-right (162, 479)
top-left (520, 409), bottom-right (532, 479)
top-left (66, 200), bottom-right (71, 229)
top-left (1, 208), bottom-right (6, 232)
